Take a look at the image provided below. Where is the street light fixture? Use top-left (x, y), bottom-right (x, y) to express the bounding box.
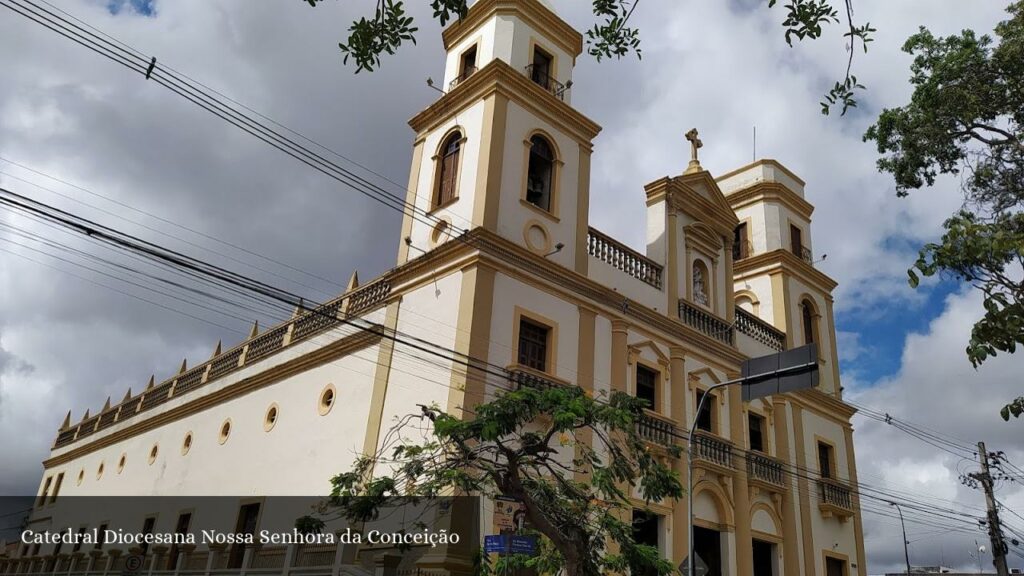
top-left (890, 501), bottom-right (912, 574)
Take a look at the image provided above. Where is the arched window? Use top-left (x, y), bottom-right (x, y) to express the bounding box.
top-left (692, 260), bottom-right (710, 307)
top-left (435, 132), bottom-right (462, 207)
top-left (526, 135), bottom-right (555, 212)
top-left (801, 299), bottom-right (816, 344)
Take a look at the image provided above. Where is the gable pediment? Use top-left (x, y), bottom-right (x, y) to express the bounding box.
top-left (645, 171), bottom-right (739, 239)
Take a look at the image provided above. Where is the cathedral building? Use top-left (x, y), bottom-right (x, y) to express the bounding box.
top-left (4, 0), bottom-right (866, 575)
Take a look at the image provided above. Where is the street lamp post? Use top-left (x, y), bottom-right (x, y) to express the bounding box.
top-left (684, 354), bottom-right (819, 576)
top-left (890, 501), bottom-right (912, 574)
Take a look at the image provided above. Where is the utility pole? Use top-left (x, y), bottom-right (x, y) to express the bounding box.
top-left (973, 441), bottom-right (1010, 576)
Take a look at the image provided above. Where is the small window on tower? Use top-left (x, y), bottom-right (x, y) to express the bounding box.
top-left (531, 47), bottom-right (553, 89)
top-left (459, 46), bottom-right (477, 81)
top-left (748, 413), bottom-right (765, 452)
top-left (435, 132), bottom-right (462, 208)
top-left (635, 365), bottom-right (658, 411)
top-left (733, 223), bottom-right (749, 260)
top-left (817, 441), bottom-right (836, 479)
top-left (517, 317), bottom-right (550, 372)
top-left (790, 224), bottom-right (804, 258)
top-left (526, 136), bottom-right (555, 212)
top-left (801, 299), bottom-right (817, 345)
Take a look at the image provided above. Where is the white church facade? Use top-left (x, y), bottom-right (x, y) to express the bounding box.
top-left (4, 1), bottom-right (866, 575)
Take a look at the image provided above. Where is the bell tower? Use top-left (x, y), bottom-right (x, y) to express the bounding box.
top-left (397, 0), bottom-right (601, 275)
top-left (718, 160), bottom-right (843, 396)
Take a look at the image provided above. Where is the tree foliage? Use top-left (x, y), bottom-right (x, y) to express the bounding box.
top-left (864, 2), bottom-right (1024, 420)
top-left (301, 0), bottom-right (873, 114)
top-left (319, 383), bottom-right (683, 576)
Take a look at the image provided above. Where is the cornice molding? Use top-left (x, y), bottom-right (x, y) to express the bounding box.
top-left (791, 388), bottom-right (857, 423)
top-left (715, 158), bottom-right (806, 188)
top-left (645, 173), bottom-right (739, 239)
top-left (409, 60), bottom-right (601, 147)
top-left (733, 249), bottom-right (838, 293)
top-left (725, 181), bottom-right (815, 220)
top-left (441, 0), bottom-right (583, 58)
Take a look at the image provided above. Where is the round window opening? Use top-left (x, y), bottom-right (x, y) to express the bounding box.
top-left (431, 220), bottom-right (451, 246)
top-left (148, 444), bottom-right (159, 465)
top-left (219, 419), bottom-right (232, 444)
top-left (96, 462), bottom-right (105, 480)
top-left (264, 404), bottom-right (279, 432)
top-left (76, 469), bottom-right (85, 485)
top-left (117, 454), bottom-right (126, 474)
top-left (182, 432), bottom-right (193, 455)
top-left (319, 385), bottom-right (336, 416)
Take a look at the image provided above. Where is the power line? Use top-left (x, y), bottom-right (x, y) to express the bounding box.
top-left (0, 0), bottom-right (470, 238)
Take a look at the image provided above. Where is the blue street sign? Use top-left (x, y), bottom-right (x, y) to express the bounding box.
top-left (510, 535), bottom-right (537, 556)
top-left (484, 535), bottom-right (509, 554)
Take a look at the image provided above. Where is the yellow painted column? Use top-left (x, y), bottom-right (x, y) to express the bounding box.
top-left (397, 140), bottom-right (424, 265)
top-left (667, 208), bottom-right (679, 316)
top-left (446, 265), bottom-right (496, 416)
top-left (611, 319), bottom-right (629, 393)
top-left (575, 147), bottom-right (592, 276)
top-left (473, 94), bottom-right (507, 231)
top-left (362, 300), bottom-right (402, 459)
top-left (844, 426), bottom-right (868, 576)
top-left (575, 306), bottom-right (597, 483)
top-left (772, 399), bottom-right (801, 576)
top-left (669, 347), bottom-right (688, 566)
top-left (607, 318), bottom-right (631, 560)
top-left (791, 404), bottom-right (817, 576)
top-left (724, 240), bottom-right (735, 322)
top-left (728, 385), bottom-right (754, 576)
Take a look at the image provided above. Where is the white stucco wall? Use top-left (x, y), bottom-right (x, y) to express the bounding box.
top-left (407, 100), bottom-right (487, 254)
top-left (494, 100), bottom-right (580, 270)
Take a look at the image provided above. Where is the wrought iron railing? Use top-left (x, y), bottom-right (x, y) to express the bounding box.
top-left (818, 478), bottom-right (853, 511)
top-left (448, 66), bottom-right (477, 90)
top-left (692, 431), bottom-right (733, 468)
top-left (794, 244), bottom-right (813, 264)
top-left (747, 453), bottom-right (786, 487)
top-left (735, 308), bottom-right (785, 351)
top-left (678, 300), bottom-right (734, 345)
top-left (587, 227), bottom-right (663, 289)
top-left (524, 64), bottom-right (567, 101)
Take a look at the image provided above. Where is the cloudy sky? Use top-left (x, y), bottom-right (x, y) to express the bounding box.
top-left (1, 0), bottom-right (1023, 573)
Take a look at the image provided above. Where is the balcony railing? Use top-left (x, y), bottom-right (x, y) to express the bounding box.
top-left (747, 453), bottom-right (786, 488)
top-left (525, 64), bottom-right (567, 101)
top-left (735, 308), bottom-right (786, 351)
top-left (636, 411), bottom-right (678, 447)
top-left (509, 366), bottom-right (561, 390)
top-left (509, 368), bottom-right (678, 450)
top-left (678, 300), bottom-right (734, 346)
top-left (587, 227), bottom-right (664, 289)
top-left (794, 244), bottom-right (813, 264)
top-left (818, 478), bottom-right (855, 518)
top-left (448, 65), bottom-right (477, 91)
top-left (692, 431), bottom-right (733, 469)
